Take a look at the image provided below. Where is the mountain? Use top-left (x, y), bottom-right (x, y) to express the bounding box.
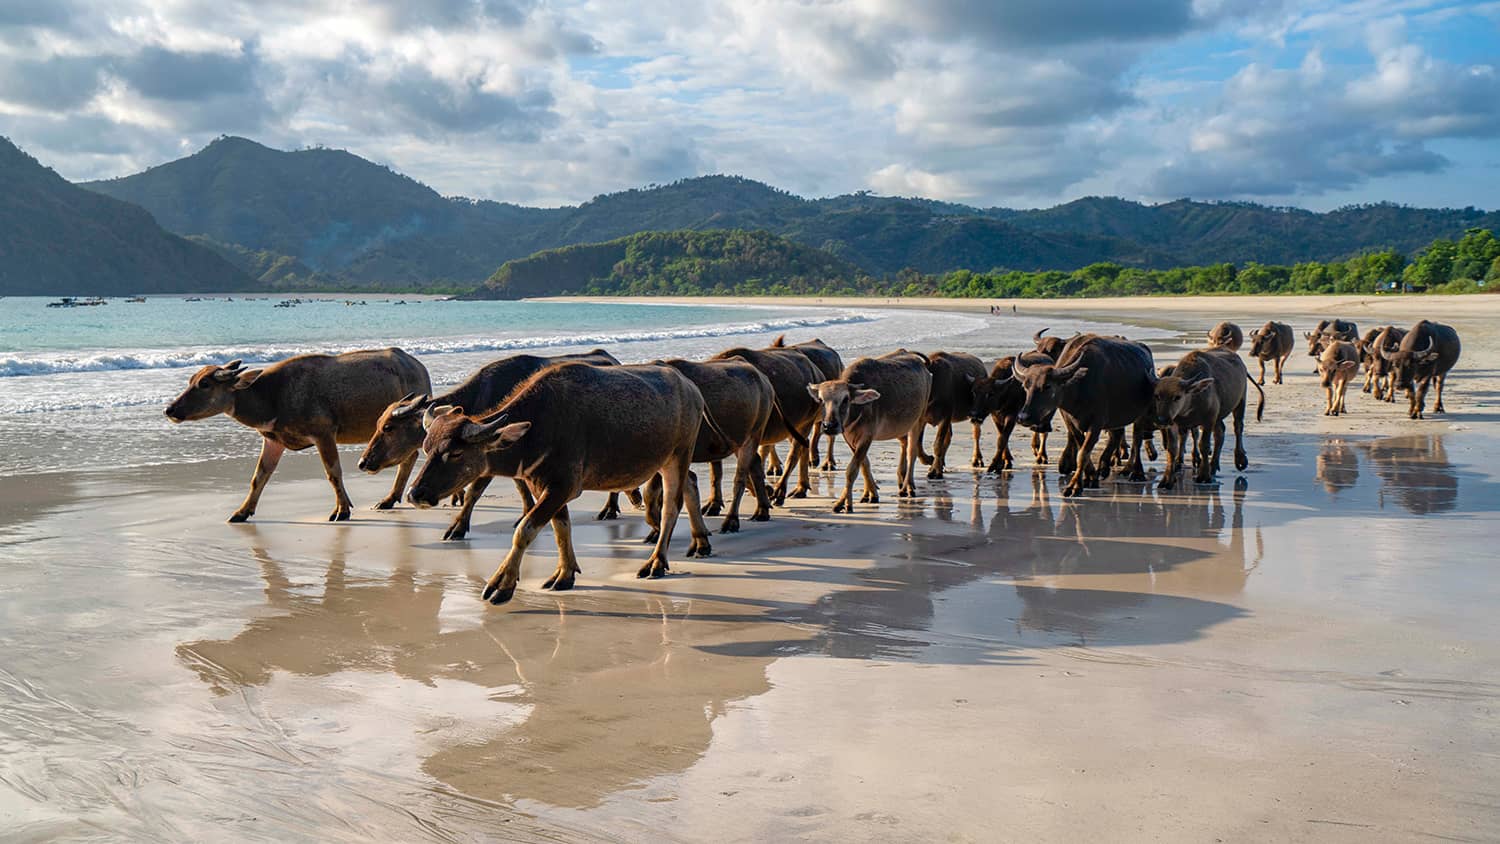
top-left (472, 229), bottom-right (863, 299)
top-left (78, 136), bottom-right (1499, 290)
top-left (1009, 196), bottom-right (1500, 266)
top-left (0, 138), bottom-right (254, 296)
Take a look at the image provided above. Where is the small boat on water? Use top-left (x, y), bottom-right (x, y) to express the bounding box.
top-left (46, 297), bottom-right (108, 308)
top-left (126, 296), bottom-right (147, 303)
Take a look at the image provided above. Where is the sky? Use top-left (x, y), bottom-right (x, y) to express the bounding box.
top-left (1, 0), bottom-right (1497, 210)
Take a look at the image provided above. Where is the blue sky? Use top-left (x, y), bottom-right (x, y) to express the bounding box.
top-left (0, 0), bottom-right (1496, 210)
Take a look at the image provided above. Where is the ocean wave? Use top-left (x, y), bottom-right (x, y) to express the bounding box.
top-left (0, 312), bottom-right (876, 378)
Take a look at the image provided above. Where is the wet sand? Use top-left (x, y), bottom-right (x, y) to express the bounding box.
top-left (4, 299), bottom-right (1500, 842)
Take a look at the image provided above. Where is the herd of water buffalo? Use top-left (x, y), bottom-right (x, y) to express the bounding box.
top-left (162, 316), bottom-right (1461, 605)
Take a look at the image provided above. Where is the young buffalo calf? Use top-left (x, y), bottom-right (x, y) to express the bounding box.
top-left (1151, 348), bottom-right (1264, 488)
top-left (1247, 321), bottom-right (1294, 385)
top-left (406, 363), bottom-right (715, 606)
top-left (808, 350), bottom-right (932, 512)
top-left (1317, 341), bottom-right (1360, 416)
top-left (967, 352), bottom-right (1053, 471)
top-left (165, 348), bottom-right (430, 522)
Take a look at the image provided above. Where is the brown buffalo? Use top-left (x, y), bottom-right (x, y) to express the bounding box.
top-left (808, 350), bottom-right (932, 512)
top-left (1306, 318), bottom-right (1358, 361)
top-left (644, 357), bottom-right (793, 534)
top-left (1150, 348), bottom-right (1264, 487)
top-left (1317, 340), bottom-right (1360, 415)
top-left (1380, 320), bottom-right (1461, 419)
top-left (1368, 325), bottom-right (1410, 401)
top-left (711, 345), bottom-right (823, 503)
top-left (357, 349), bottom-right (623, 540)
top-left (165, 349), bottom-right (430, 522)
top-left (1032, 327), bottom-right (1068, 360)
top-left (1247, 321), bottom-right (1294, 385)
top-left (1013, 334), bottom-right (1156, 497)
top-left (915, 351), bottom-right (988, 478)
top-left (1206, 321), bottom-right (1244, 352)
top-left (406, 363), bottom-right (715, 605)
top-left (967, 352), bottom-right (1053, 471)
top-left (771, 335), bottom-right (845, 470)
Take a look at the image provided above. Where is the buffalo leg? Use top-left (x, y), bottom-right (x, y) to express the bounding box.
top-left (914, 424), bottom-right (934, 467)
top-left (834, 438), bottom-right (872, 513)
top-left (1097, 429), bottom-right (1123, 483)
top-left (482, 485), bottom-right (574, 605)
top-left (762, 444), bottom-right (782, 477)
top-left (1206, 420), bottom-right (1226, 480)
top-left (681, 470), bottom-right (713, 558)
top-left (640, 453), bottom-right (692, 578)
top-left (702, 460), bottom-right (726, 517)
top-left (642, 474), bottom-right (663, 544)
top-left (595, 490), bottom-right (624, 520)
top-left (989, 415), bottom-right (1016, 473)
top-left (1158, 426), bottom-right (1183, 490)
top-left (1033, 432), bottom-right (1049, 465)
top-left (969, 421), bottom-right (985, 469)
top-left (928, 420), bottom-right (953, 479)
top-left (1057, 428), bottom-right (1080, 477)
top-left (541, 505), bottom-right (580, 591)
top-left (1232, 399), bottom-right (1249, 472)
top-left (1256, 358), bottom-right (1267, 386)
top-left (819, 430), bottom-right (839, 471)
top-left (314, 435), bottom-right (353, 522)
top-left (230, 436), bottom-right (286, 522)
top-left (1434, 373), bottom-right (1448, 413)
top-left (1126, 422), bottom-right (1149, 482)
top-left (444, 476), bottom-right (494, 541)
top-left (1062, 427), bottom-right (1101, 498)
top-left (1193, 426), bottom-right (1214, 484)
top-left (1276, 353), bottom-right (1288, 385)
top-left (789, 438), bottom-right (812, 499)
top-left (724, 444), bottom-right (766, 532)
top-left (899, 423), bottom-right (923, 497)
top-left (859, 456), bottom-right (880, 503)
top-left (375, 452), bottom-right (417, 510)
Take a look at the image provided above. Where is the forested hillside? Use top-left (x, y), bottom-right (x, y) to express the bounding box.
top-left (77, 137), bottom-right (1500, 289)
top-left (472, 230), bottom-right (864, 298)
top-left (0, 137), bottom-right (254, 296)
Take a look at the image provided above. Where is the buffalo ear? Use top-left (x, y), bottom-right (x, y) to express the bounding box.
top-left (1062, 366), bottom-right (1089, 386)
top-left (806, 383), bottom-right (822, 401)
top-left (1189, 378), bottom-right (1216, 395)
top-left (491, 421), bottom-right (531, 448)
top-left (1338, 360), bottom-right (1358, 372)
top-left (231, 369), bottom-right (263, 390)
top-left (1418, 350), bottom-right (1440, 363)
top-left (964, 373), bottom-right (976, 384)
top-left (851, 388), bottom-right (881, 404)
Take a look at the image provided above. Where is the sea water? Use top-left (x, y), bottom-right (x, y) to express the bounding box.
top-left (0, 295), bottom-right (1129, 476)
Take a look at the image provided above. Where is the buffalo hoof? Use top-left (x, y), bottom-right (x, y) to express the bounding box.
top-left (373, 499), bottom-right (397, 511)
top-left (227, 511), bottom-right (252, 523)
top-left (1157, 476), bottom-right (1176, 491)
top-left (765, 465), bottom-right (783, 478)
top-left (642, 529), bottom-right (660, 545)
top-left (772, 493), bottom-right (788, 507)
top-left (1235, 451), bottom-right (1249, 472)
top-left (860, 490), bottom-right (879, 504)
top-left (686, 538), bottom-right (712, 558)
top-left (450, 494), bottom-right (464, 506)
top-left (541, 572), bottom-right (575, 591)
top-left (443, 523), bottom-right (469, 541)
top-left (637, 557), bottom-right (669, 579)
top-left (720, 516), bottom-right (741, 534)
top-left (833, 498), bottom-right (851, 514)
top-left (1036, 455), bottom-right (1049, 466)
top-left (1060, 483), bottom-right (1082, 498)
top-left (328, 509), bottom-right (351, 522)
top-left (789, 486), bottom-right (809, 499)
top-left (596, 504), bottom-right (619, 521)
top-left (481, 580), bottom-right (516, 605)
top-left (926, 468), bottom-right (944, 480)
top-left (897, 486), bottom-right (915, 498)
top-left (750, 509), bottom-right (771, 522)
top-left (916, 453), bottom-right (934, 466)
top-left (701, 501), bottom-right (724, 517)
top-left (1126, 469), bottom-right (1147, 483)
top-left (819, 459), bottom-right (838, 472)
top-left (1434, 403), bottom-right (1445, 413)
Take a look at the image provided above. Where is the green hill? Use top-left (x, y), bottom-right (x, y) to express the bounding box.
top-left (471, 229), bottom-right (864, 299)
top-left (76, 136), bottom-right (1500, 289)
top-left (0, 137), bottom-right (254, 296)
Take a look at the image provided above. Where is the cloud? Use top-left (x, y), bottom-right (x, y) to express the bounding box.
top-left (0, 0), bottom-right (1495, 210)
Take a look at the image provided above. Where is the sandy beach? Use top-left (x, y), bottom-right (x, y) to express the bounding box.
top-left (4, 295), bottom-right (1500, 842)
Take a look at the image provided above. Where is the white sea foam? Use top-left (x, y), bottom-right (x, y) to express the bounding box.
top-left (0, 312), bottom-right (876, 378)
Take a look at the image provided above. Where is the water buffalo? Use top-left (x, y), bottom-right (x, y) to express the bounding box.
top-left (357, 349), bottom-right (623, 539)
top-left (406, 363), bottom-right (716, 605)
top-left (1247, 321), bottom-right (1294, 385)
top-left (164, 349), bottom-right (430, 522)
top-left (644, 357), bottom-right (794, 534)
top-left (1032, 328), bottom-right (1068, 360)
top-left (1368, 325), bottom-right (1410, 401)
top-left (1317, 340), bottom-right (1360, 415)
top-left (807, 350), bottom-right (932, 512)
top-left (1380, 320), bottom-right (1461, 420)
top-left (967, 352), bottom-right (1054, 471)
top-left (1150, 348), bottom-right (1264, 487)
top-left (711, 345), bottom-right (823, 503)
top-left (1013, 335), bottom-right (1156, 497)
top-left (915, 351), bottom-right (988, 478)
top-left (1205, 321), bottom-right (1244, 352)
top-left (770, 336), bottom-right (845, 470)
top-left (1306, 318), bottom-right (1358, 360)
